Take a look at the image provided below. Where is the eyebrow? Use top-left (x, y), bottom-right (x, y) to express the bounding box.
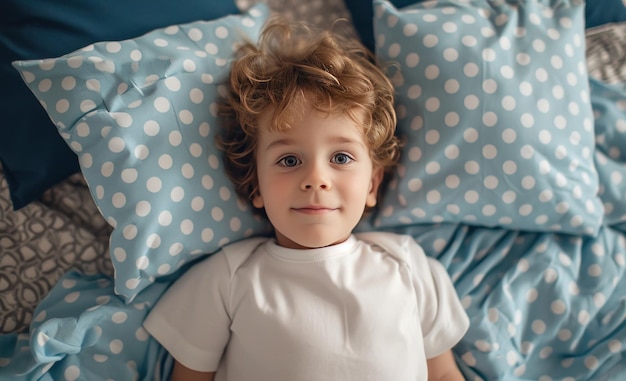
top-left (264, 138), bottom-right (294, 151)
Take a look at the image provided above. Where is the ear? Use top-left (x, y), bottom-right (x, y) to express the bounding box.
top-left (366, 167), bottom-right (384, 208)
top-left (252, 193), bottom-right (264, 209)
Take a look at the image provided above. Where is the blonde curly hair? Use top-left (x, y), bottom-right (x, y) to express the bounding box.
top-left (218, 17), bottom-right (400, 210)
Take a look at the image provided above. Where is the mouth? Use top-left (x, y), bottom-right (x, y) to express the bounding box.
top-left (292, 206), bottom-right (338, 215)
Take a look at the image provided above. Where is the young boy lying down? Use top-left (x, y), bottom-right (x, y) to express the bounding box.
top-left (144, 17), bottom-right (469, 381)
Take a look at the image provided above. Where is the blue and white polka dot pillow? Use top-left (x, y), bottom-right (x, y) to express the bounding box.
top-left (373, 0), bottom-right (604, 235)
top-left (13, 4), bottom-right (272, 302)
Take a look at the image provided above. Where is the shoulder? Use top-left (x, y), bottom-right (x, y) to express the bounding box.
top-left (354, 232), bottom-right (444, 282)
top-left (188, 236), bottom-right (270, 278)
top-left (355, 232), bottom-right (426, 261)
top-left (220, 236), bottom-right (270, 272)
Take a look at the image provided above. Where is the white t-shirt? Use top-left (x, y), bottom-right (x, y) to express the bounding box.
top-left (144, 232), bottom-right (469, 381)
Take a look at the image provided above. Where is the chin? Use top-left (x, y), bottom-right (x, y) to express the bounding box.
top-left (276, 229), bottom-right (348, 249)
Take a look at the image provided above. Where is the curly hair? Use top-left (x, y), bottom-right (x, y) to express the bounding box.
top-left (217, 17), bottom-right (400, 209)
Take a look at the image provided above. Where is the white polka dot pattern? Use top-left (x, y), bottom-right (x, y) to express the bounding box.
top-left (8, 272), bottom-right (169, 380)
top-left (373, 0), bottom-right (603, 235)
top-left (13, 4), bottom-right (272, 302)
top-left (590, 78), bottom-right (626, 227)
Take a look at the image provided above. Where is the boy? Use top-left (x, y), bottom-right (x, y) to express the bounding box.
top-left (144, 18), bottom-right (469, 381)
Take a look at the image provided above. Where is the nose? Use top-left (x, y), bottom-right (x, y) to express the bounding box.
top-left (301, 162), bottom-right (331, 191)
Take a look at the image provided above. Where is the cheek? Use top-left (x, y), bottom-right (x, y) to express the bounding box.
top-left (344, 175), bottom-right (373, 198)
top-left (258, 171), bottom-right (289, 197)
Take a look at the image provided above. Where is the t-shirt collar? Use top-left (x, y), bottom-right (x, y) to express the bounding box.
top-left (265, 235), bottom-right (358, 263)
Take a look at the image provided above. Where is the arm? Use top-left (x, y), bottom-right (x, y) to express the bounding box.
top-left (427, 349), bottom-right (465, 381)
top-left (170, 360), bottom-right (215, 381)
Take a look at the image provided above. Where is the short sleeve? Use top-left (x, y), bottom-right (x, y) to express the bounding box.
top-left (407, 238), bottom-right (470, 359)
top-left (143, 251), bottom-right (232, 372)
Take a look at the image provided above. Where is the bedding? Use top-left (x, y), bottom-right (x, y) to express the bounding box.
top-left (371, 0), bottom-right (602, 235)
top-left (12, 2), bottom-right (273, 303)
top-left (0, 0), bottom-right (241, 210)
top-left (1, 0), bottom-right (625, 380)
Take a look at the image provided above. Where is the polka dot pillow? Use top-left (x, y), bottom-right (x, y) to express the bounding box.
top-left (372, 0), bottom-right (603, 235)
top-left (13, 4), bottom-right (272, 302)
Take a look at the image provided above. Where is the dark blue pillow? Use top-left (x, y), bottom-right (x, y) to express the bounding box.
top-left (586, 0), bottom-right (626, 28)
top-left (0, 0), bottom-right (239, 209)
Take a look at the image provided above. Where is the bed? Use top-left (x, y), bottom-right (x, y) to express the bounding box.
top-left (1, 0), bottom-right (625, 379)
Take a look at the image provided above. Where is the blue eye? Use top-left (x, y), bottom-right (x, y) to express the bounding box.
top-left (332, 153), bottom-right (353, 165)
top-left (278, 155), bottom-right (301, 167)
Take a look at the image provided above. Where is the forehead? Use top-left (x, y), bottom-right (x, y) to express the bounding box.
top-left (258, 88), bottom-right (368, 128)
top-left (259, 97), bottom-right (366, 130)
top-left (258, 106), bottom-right (367, 143)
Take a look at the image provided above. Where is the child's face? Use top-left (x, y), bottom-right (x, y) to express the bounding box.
top-left (253, 104), bottom-right (383, 249)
